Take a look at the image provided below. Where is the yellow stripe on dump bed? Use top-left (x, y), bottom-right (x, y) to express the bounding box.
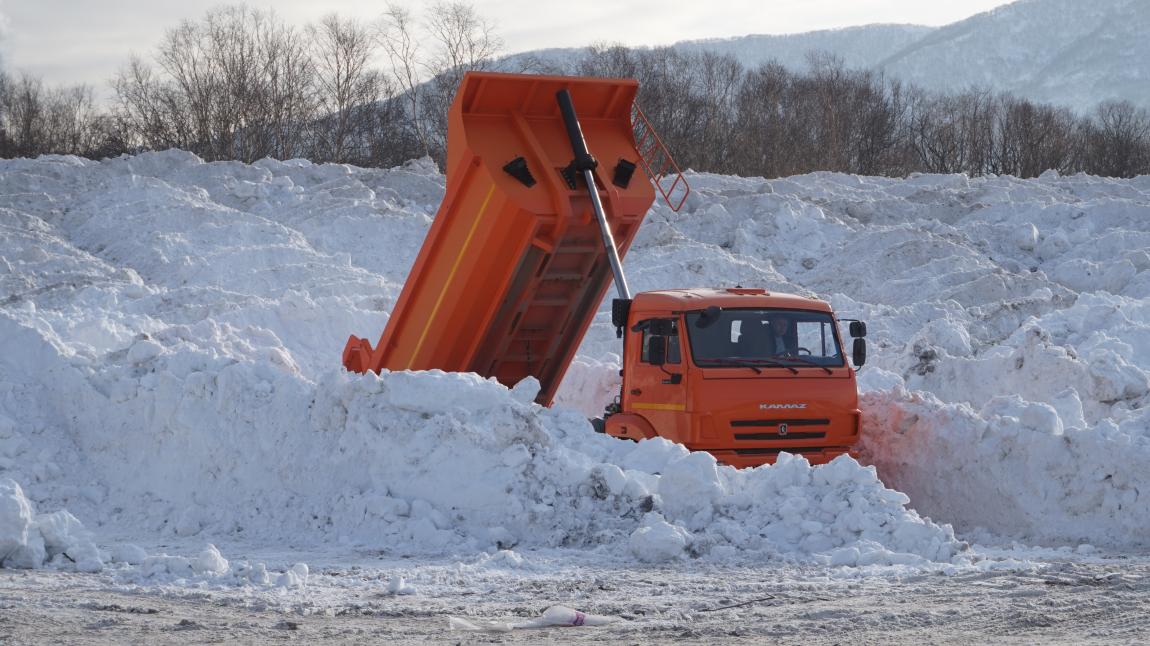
top-left (632, 402), bottom-right (686, 412)
top-left (407, 183), bottom-right (497, 367)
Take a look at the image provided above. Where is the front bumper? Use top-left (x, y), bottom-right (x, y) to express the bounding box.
top-left (706, 445), bottom-right (857, 468)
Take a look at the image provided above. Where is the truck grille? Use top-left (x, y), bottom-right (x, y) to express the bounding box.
top-left (734, 431), bottom-right (825, 441)
top-left (730, 418), bottom-right (830, 427)
top-left (731, 418), bottom-right (829, 441)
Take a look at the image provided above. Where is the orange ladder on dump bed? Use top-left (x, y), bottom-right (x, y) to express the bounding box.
top-left (343, 72), bottom-right (684, 406)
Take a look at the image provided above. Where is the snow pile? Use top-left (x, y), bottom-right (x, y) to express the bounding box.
top-left (331, 372), bottom-right (960, 565)
top-left (2, 474), bottom-right (311, 583)
top-left (0, 152), bottom-right (963, 567)
top-left (566, 170), bottom-right (1150, 549)
top-left (1, 150), bottom-right (1148, 563)
top-left (0, 331), bottom-right (964, 564)
top-left (123, 547), bottom-right (311, 588)
top-left (105, 540), bottom-right (312, 588)
top-left (0, 479), bottom-right (103, 571)
top-left (862, 387), bottom-right (1150, 547)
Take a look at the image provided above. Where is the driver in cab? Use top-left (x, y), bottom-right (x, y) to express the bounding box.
top-left (768, 316), bottom-right (797, 356)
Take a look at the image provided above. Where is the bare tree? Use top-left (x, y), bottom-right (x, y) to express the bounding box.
top-left (114, 5), bottom-right (438, 166)
top-left (3, 72), bottom-right (48, 156)
top-left (114, 56), bottom-right (191, 151)
top-left (419, 1), bottom-right (503, 160)
top-left (0, 71), bottom-right (121, 158)
top-left (624, 48), bottom-right (711, 173)
top-left (847, 73), bottom-right (910, 175)
top-left (1081, 100), bottom-right (1150, 178)
top-left (0, 70), bottom-right (10, 156)
top-left (379, 5), bottom-right (429, 156)
top-left (309, 14), bottom-right (382, 162)
top-left (989, 96), bottom-right (1076, 177)
top-left (908, 89), bottom-right (995, 175)
top-left (261, 13), bottom-right (318, 161)
top-left (577, 43), bottom-right (636, 77)
top-left (423, 1), bottom-right (502, 80)
top-left (690, 51), bottom-right (742, 173)
top-left (43, 84), bottom-right (102, 154)
top-left (732, 61), bottom-right (789, 177)
top-left (115, 6), bottom-right (317, 162)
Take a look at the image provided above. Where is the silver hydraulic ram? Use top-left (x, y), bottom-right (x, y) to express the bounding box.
top-left (555, 88), bottom-right (632, 301)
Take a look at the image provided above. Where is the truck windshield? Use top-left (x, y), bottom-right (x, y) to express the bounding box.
top-left (684, 308), bottom-right (844, 368)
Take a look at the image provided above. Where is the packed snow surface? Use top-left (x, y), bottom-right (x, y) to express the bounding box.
top-left (1, 151), bottom-right (1148, 578)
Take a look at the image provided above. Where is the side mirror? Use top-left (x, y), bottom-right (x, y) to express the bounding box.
top-left (849, 321), bottom-right (867, 338)
top-left (648, 336), bottom-right (668, 366)
top-left (612, 298), bottom-right (632, 329)
top-left (695, 305), bottom-right (722, 329)
top-left (852, 338), bottom-right (867, 367)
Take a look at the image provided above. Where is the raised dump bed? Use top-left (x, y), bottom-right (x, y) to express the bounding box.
top-left (343, 72), bottom-right (658, 405)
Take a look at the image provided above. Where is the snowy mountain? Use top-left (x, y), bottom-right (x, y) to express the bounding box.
top-left (877, 0), bottom-right (1150, 112)
top-left (672, 23), bottom-right (932, 70)
top-left (505, 0), bottom-right (1149, 114)
top-left (500, 24), bottom-right (932, 78)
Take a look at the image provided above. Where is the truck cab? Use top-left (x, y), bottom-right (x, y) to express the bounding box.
top-left (605, 288), bottom-right (866, 467)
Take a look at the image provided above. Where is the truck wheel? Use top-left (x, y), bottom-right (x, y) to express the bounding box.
top-left (590, 417), bottom-right (606, 434)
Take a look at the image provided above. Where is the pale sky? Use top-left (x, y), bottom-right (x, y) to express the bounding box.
top-left (0, 0), bottom-right (1016, 90)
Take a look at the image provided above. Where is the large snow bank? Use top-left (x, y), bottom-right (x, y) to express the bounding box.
top-left (863, 386), bottom-right (1150, 548)
top-left (0, 318), bottom-right (963, 565)
top-left (0, 150), bottom-right (1147, 564)
top-left (562, 170), bottom-right (1150, 549)
top-left (1, 474), bottom-right (314, 584)
top-left (0, 151), bottom-right (964, 568)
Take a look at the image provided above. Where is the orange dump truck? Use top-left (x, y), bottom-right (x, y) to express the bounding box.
top-left (343, 71), bottom-right (868, 467)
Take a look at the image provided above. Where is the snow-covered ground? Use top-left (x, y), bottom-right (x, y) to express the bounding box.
top-left (1, 151), bottom-right (1148, 641)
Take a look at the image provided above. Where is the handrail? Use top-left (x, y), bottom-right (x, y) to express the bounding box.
top-left (631, 104), bottom-right (690, 212)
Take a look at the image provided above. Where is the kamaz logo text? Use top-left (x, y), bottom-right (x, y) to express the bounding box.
top-left (759, 403), bottom-right (808, 410)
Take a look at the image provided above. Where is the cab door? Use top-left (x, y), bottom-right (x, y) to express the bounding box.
top-left (623, 317), bottom-right (689, 443)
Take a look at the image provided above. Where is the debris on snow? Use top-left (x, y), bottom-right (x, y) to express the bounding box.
top-left (448, 605), bottom-right (618, 631)
top-left (387, 574), bottom-right (417, 595)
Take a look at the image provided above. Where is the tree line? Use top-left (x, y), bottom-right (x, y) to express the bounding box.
top-left (574, 45), bottom-right (1150, 179)
top-left (2, 4), bottom-right (1149, 179)
top-left (0, 3), bottom-right (499, 168)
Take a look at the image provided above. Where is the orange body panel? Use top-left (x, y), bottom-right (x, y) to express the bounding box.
top-left (343, 72), bottom-right (656, 405)
top-left (603, 413), bottom-right (659, 441)
top-left (609, 289), bottom-right (862, 467)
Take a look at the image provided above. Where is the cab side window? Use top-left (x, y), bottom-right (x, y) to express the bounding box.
top-left (640, 319), bottom-right (681, 364)
top-left (796, 319), bottom-right (842, 359)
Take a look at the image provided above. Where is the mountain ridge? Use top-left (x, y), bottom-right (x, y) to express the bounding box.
top-left (500, 0), bottom-right (1148, 114)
